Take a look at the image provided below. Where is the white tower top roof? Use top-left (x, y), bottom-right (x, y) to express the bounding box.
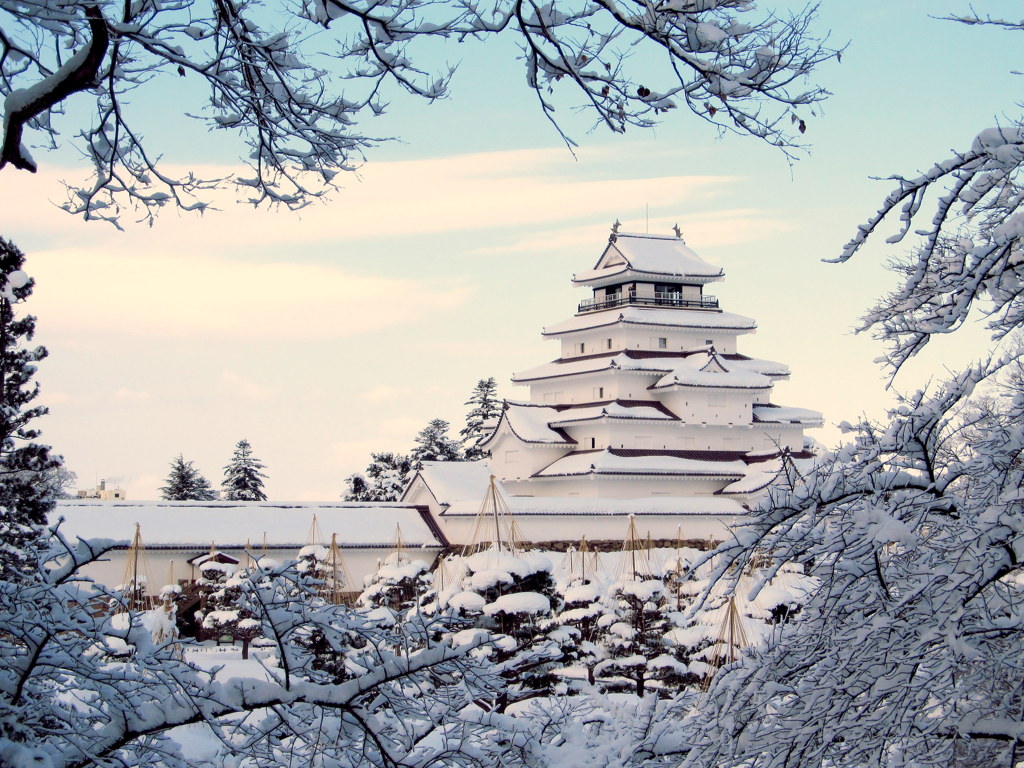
top-left (572, 231), bottom-right (724, 288)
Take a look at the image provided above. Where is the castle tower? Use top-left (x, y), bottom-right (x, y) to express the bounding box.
top-left (480, 227), bottom-right (823, 501)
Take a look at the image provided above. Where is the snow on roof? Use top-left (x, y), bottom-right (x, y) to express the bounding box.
top-left (53, 500), bottom-right (444, 549)
top-left (726, 355), bottom-right (791, 378)
top-left (572, 232), bottom-right (724, 286)
top-left (549, 401), bottom-right (677, 424)
top-left (753, 404), bottom-right (824, 426)
top-left (441, 494), bottom-right (746, 517)
top-left (651, 350), bottom-right (773, 390)
top-left (716, 468), bottom-right (779, 496)
top-left (482, 403), bottom-right (576, 446)
top-left (542, 306), bottom-right (757, 336)
top-left (512, 352), bottom-right (676, 383)
top-left (411, 460), bottom-right (492, 506)
top-left (718, 451), bottom-right (822, 495)
top-left (532, 449), bottom-right (747, 479)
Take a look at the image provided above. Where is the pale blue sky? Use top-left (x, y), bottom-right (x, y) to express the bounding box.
top-left (0, 1), bottom-right (1018, 499)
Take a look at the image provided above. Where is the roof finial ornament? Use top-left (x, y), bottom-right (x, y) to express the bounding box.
top-left (610, 219), bottom-right (621, 242)
top-left (672, 222), bottom-right (684, 241)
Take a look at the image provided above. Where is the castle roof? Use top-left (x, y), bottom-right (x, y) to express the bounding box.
top-left (542, 306), bottom-right (756, 337)
top-left (752, 403), bottom-right (824, 426)
top-left (532, 448), bottom-right (748, 479)
top-left (404, 460), bottom-right (493, 507)
top-left (513, 350), bottom-right (677, 383)
top-left (480, 403), bottom-right (576, 447)
top-left (650, 349), bottom-right (774, 391)
top-left (548, 400), bottom-right (678, 424)
top-left (572, 232), bottom-right (724, 287)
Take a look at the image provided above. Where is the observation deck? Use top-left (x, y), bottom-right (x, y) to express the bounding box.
top-left (578, 292), bottom-right (720, 314)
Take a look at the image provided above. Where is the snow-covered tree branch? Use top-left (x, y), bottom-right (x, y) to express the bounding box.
top-left (0, 0), bottom-right (838, 224)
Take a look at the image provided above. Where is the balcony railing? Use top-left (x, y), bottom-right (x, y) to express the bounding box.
top-left (578, 293), bottom-right (720, 313)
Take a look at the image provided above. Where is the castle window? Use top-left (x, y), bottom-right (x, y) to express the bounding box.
top-left (657, 337), bottom-right (667, 349)
top-left (593, 386), bottom-right (604, 399)
top-left (505, 450), bottom-right (518, 464)
top-left (578, 342), bottom-right (585, 354)
top-left (606, 338), bottom-right (612, 349)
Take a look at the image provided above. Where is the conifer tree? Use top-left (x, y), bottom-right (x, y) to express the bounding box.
top-left (460, 378), bottom-right (502, 460)
top-left (410, 418), bottom-right (463, 468)
top-left (160, 454), bottom-right (216, 500)
top-left (222, 438), bottom-right (268, 501)
top-left (0, 237), bottom-right (59, 576)
top-left (343, 451), bottom-right (413, 502)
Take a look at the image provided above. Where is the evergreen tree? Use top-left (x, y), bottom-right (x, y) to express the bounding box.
top-left (595, 580), bottom-right (673, 697)
top-left (222, 438), bottom-right (268, 501)
top-left (343, 451), bottom-right (413, 502)
top-left (460, 378), bottom-right (502, 460)
top-left (410, 418), bottom-right (463, 468)
top-left (0, 238), bottom-right (59, 577)
top-left (199, 563), bottom-right (261, 659)
top-left (160, 454), bottom-right (216, 500)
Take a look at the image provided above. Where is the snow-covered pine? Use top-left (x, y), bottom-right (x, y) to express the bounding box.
top-left (460, 377), bottom-right (502, 460)
top-left (199, 561), bottom-right (261, 659)
top-left (0, 238), bottom-right (60, 578)
top-left (0, 0), bottom-right (838, 224)
top-left (549, 580), bottom-right (605, 686)
top-left (358, 556), bottom-right (434, 614)
top-left (221, 438), bottom-right (268, 501)
top-left (159, 454), bottom-right (216, 500)
top-left (452, 548), bottom-right (569, 707)
top-left (595, 579), bottom-right (675, 697)
top-left (410, 418), bottom-right (463, 467)
top-left (343, 451), bottom-right (412, 501)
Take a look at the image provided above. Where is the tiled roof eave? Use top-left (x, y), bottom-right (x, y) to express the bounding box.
top-left (530, 470), bottom-right (745, 480)
top-left (549, 415), bottom-right (679, 426)
top-left (106, 541), bottom-right (442, 551)
top-left (649, 381), bottom-right (773, 391)
top-left (571, 268), bottom-right (725, 286)
top-left (513, 366), bottom-right (671, 384)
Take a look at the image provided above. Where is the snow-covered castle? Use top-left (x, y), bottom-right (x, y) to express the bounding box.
top-left (58, 225), bottom-right (825, 595)
top-left (404, 226), bottom-right (823, 544)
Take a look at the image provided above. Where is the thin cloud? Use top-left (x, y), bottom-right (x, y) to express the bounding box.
top-left (219, 371), bottom-right (279, 402)
top-left (28, 249), bottom-right (473, 339)
top-left (1, 146), bottom-right (735, 254)
top-left (111, 387), bottom-right (152, 403)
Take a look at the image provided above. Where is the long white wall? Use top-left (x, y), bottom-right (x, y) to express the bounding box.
top-left (438, 511), bottom-right (744, 545)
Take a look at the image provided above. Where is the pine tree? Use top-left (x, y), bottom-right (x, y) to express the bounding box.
top-left (160, 454), bottom-right (216, 500)
top-left (343, 451), bottom-right (413, 502)
top-left (460, 378), bottom-right (502, 460)
top-left (199, 563), bottom-right (261, 659)
top-left (0, 237), bottom-right (60, 577)
top-left (410, 419), bottom-right (463, 468)
top-left (222, 438), bottom-right (268, 501)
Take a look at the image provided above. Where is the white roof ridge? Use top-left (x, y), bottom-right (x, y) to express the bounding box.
top-left (614, 231), bottom-right (680, 240)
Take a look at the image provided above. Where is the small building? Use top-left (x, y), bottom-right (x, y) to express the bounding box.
top-left (52, 500), bottom-right (448, 595)
top-left (76, 479), bottom-right (126, 500)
